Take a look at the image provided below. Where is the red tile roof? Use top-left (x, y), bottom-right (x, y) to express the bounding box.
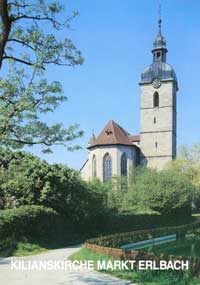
top-left (88, 120), bottom-right (139, 149)
top-left (128, 135), bottom-right (140, 142)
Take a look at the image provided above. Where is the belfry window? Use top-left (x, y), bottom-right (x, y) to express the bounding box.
top-left (156, 52), bottom-right (161, 59)
top-left (92, 155), bottom-right (97, 179)
top-left (153, 92), bottom-right (159, 108)
top-left (103, 153), bottom-right (112, 182)
top-left (121, 153), bottom-right (127, 177)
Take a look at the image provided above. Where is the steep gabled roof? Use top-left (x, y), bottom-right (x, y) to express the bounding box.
top-left (88, 120), bottom-right (134, 149)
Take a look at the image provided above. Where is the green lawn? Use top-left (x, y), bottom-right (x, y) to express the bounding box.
top-left (70, 247), bottom-right (200, 285)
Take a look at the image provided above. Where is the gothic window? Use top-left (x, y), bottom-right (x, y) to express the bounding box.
top-left (92, 155), bottom-right (97, 179)
top-left (121, 153), bottom-right (127, 177)
top-left (155, 141), bottom-right (158, 148)
top-left (103, 153), bottom-right (112, 182)
top-left (154, 117), bottom-right (156, 124)
top-left (153, 92), bottom-right (159, 108)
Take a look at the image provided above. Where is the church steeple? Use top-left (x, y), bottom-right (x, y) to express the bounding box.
top-left (152, 2), bottom-right (168, 63)
top-left (140, 1), bottom-right (178, 170)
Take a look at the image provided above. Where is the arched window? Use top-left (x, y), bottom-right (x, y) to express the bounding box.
top-left (121, 153), bottom-right (127, 177)
top-left (103, 153), bottom-right (112, 182)
top-left (92, 155), bottom-right (97, 179)
top-left (153, 92), bottom-right (159, 107)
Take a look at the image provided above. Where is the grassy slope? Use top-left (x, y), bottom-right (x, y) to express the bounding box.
top-left (69, 247), bottom-right (200, 285)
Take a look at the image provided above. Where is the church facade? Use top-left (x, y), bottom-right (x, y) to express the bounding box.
top-left (81, 18), bottom-right (178, 182)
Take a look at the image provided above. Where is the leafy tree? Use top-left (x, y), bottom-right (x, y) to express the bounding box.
top-left (0, 148), bottom-right (108, 230)
top-left (167, 144), bottom-right (200, 209)
top-left (130, 168), bottom-right (195, 215)
top-left (0, 1), bottom-right (84, 152)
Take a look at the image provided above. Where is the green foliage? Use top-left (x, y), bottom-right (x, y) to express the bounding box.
top-left (2, 241), bottom-right (47, 257)
top-left (167, 144), bottom-right (200, 210)
top-left (88, 167), bottom-right (195, 215)
top-left (0, 1), bottom-right (84, 152)
top-left (86, 222), bottom-right (199, 248)
top-left (130, 168), bottom-right (195, 215)
top-left (0, 205), bottom-right (61, 242)
top-left (0, 148), bottom-right (81, 210)
top-left (0, 148), bottom-right (108, 232)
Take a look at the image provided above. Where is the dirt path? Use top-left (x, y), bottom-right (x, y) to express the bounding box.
top-left (0, 245), bottom-right (134, 285)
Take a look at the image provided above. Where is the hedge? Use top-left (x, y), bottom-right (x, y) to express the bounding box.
top-left (86, 220), bottom-right (200, 248)
top-left (0, 205), bottom-right (65, 242)
top-left (85, 221), bottom-right (200, 276)
top-left (89, 213), bottom-right (194, 237)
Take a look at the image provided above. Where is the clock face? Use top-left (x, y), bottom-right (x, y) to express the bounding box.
top-left (153, 78), bottom-right (161, 89)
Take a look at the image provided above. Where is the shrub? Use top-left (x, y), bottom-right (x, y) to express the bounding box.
top-left (0, 205), bottom-right (63, 242)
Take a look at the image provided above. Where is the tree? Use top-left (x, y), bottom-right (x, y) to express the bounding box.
top-left (125, 168), bottom-right (195, 215)
top-left (167, 144), bottom-right (200, 209)
top-left (0, 148), bottom-right (108, 232)
top-left (0, 1), bottom-right (84, 152)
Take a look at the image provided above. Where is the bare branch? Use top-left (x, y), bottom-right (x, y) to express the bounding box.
top-left (3, 55), bottom-right (45, 69)
top-left (7, 38), bottom-right (36, 51)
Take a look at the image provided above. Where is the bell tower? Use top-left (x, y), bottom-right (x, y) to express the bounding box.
top-left (139, 10), bottom-right (178, 170)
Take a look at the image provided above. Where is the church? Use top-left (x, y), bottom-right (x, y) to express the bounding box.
top-left (81, 17), bottom-right (178, 182)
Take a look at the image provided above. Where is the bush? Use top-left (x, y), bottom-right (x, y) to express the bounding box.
top-left (0, 205), bottom-right (63, 242)
top-left (125, 168), bottom-right (196, 215)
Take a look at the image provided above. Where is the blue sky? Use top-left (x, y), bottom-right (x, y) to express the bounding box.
top-left (30, 0), bottom-right (200, 169)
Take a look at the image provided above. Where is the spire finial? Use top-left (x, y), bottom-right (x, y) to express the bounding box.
top-left (89, 129), bottom-right (96, 146)
top-left (158, 0), bottom-right (162, 35)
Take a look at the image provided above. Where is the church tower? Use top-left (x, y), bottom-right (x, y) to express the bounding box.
top-left (140, 16), bottom-right (178, 170)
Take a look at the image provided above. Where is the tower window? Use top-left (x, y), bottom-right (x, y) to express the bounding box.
top-left (153, 92), bottom-right (159, 108)
top-left (156, 52), bottom-right (161, 58)
top-left (155, 142), bottom-right (158, 148)
top-left (103, 153), bottom-right (112, 182)
top-left (154, 117), bottom-right (156, 124)
top-left (121, 153), bottom-right (127, 177)
top-left (92, 154), bottom-right (97, 179)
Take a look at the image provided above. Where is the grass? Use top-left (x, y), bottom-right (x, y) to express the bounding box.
top-left (69, 247), bottom-right (200, 285)
top-left (0, 241), bottom-right (48, 257)
top-left (0, 238), bottom-right (78, 257)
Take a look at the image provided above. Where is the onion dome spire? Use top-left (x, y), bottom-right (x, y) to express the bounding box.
top-left (140, 0), bottom-right (178, 91)
top-left (152, 1), bottom-right (167, 62)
